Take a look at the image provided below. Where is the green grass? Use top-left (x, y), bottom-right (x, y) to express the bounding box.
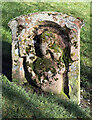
top-left (1, 2), bottom-right (91, 118)
top-left (2, 75), bottom-right (91, 118)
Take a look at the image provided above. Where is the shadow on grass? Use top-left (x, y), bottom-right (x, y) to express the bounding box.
top-left (2, 81), bottom-right (52, 118)
top-left (2, 78), bottom-right (90, 119)
top-left (2, 41), bottom-right (12, 81)
top-left (80, 59), bottom-right (91, 93)
top-left (45, 93), bottom-right (91, 119)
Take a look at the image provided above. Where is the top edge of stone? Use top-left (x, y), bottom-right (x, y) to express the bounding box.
top-left (8, 11), bottom-right (84, 29)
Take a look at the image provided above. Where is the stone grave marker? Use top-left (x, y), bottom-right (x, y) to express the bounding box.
top-left (8, 12), bottom-right (84, 103)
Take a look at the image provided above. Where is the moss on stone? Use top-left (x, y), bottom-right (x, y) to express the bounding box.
top-left (41, 30), bottom-right (55, 43)
top-left (12, 78), bottom-right (19, 83)
top-left (26, 45), bottom-right (32, 54)
top-left (50, 67), bottom-right (56, 73)
top-left (24, 39), bottom-right (27, 43)
top-left (42, 31), bottom-right (53, 37)
top-left (62, 47), bottom-right (73, 68)
top-left (68, 62), bottom-right (80, 102)
top-left (33, 57), bottom-right (53, 72)
top-left (33, 57), bottom-right (57, 81)
top-left (50, 43), bottom-right (62, 53)
top-left (60, 89), bottom-right (69, 99)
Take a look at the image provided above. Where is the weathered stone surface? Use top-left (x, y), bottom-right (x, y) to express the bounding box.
top-left (8, 12), bottom-right (84, 103)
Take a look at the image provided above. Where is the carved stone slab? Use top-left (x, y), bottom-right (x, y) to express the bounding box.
top-left (8, 12), bottom-right (84, 103)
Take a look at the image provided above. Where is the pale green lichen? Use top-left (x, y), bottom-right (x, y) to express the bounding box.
top-left (41, 30), bottom-right (53, 38)
top-left (68, 63), bottom-right (80, 102)
top-left (60, 89), bottom-right (69, 99)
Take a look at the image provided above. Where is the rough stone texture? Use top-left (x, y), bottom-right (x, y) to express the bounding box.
top-left (8, 12), bottom-right (84, 103)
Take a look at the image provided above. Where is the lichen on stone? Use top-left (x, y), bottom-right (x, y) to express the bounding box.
top-left (8, 12), bottom-right (83, 103)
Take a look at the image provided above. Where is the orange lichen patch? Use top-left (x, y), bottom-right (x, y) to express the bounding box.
top-left (59, 21), bottom-right (65, 27)
top-left (72, 28), bottom-right (77, 33)
top-left (25, 18), bottom-right (31, 24)
top-left (73, 19), bottom-right (81, 28)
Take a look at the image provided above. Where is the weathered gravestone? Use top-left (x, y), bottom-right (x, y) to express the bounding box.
top-left (8, 12), bottom-right (84, 103)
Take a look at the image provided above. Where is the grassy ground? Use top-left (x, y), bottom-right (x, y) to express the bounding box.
top-left (2, 75), bottom-right (91, 118)
top-left (1, 2), bottom-right (91, 118)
